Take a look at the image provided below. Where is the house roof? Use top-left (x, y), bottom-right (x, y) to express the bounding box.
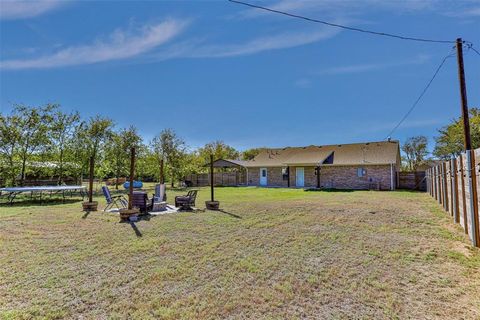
top-left (209, 159), bottom-right (250, 168)
top-left (236, 140), bottom-right (400, 168)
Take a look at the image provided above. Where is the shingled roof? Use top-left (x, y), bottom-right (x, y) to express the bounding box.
top-left (239, 140), bottom-right (400, 168)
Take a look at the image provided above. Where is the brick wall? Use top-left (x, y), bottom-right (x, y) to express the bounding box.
top-left (247, 167), bottom-right (288, 187)
top-left (248, 164), bottom-right (396, 190)
top-left (247, 168), bottom-right (260, 186)
top-left (320, 165), bottom-right (394, 190)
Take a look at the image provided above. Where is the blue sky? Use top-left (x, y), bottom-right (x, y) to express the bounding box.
top-left (0, 0), bottom-right (479, 151)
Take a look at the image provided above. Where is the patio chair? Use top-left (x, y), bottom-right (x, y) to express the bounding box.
top-left (175, 190), bottom-right (198, 210)
top-left (132, 191), bottom-right (152, 213)
top-left (102, 186), bottom-right (128, 212)
top-left (152, 183), bottom-right (167, 202)
top-left (149, 184), bottom-right (168, 212)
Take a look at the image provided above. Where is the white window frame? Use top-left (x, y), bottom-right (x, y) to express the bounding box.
top-left (357, 167), bottom-right (366, 177)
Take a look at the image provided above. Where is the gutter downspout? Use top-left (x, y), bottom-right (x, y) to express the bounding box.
top-left (390, 163), bottom-right (394, 191)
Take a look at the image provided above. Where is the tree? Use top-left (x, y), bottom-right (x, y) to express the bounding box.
top-left (13, 104), bottom-right (55, 186)
top-left (402, 136), bottom-right (428, 171)
top-left (74, 115), bottom-right (113, 180)
top-left (242, 147), bottom-right (266, 160)
top-left (106, 126), bottom-right (142, 189)
top-left (434, 108), bottom-right (480, 159)
top-left (0, 112), bottom-right (22, 186)
top-left (197, 141), bottom-right (239, 165)
top-left (150, 129), bottom-right (186, 187)
top-left (50, 109), bottom-right (80, 184)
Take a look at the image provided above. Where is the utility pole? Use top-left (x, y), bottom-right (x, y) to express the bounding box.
top-left (456, 37), bottom-right (479, 247)
top-left (456, 38), bottom-right (471, 150)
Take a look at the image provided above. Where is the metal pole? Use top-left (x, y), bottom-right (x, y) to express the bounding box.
top-left (210, 154), bottom-right (214, 202)
top-left (128, 147), bottom-right (135, 210)
top-left (88, 156), bottom-right (94, 203)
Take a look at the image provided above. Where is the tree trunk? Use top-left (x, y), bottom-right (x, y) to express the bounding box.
top-left (58, 149), bottom-right (64, 185)
top-left (171, 173), bottom-right (175, 188)
top-left (20, 153), bottom-right (27, 186)
top-left (115, 168), bottom-right (119, 190)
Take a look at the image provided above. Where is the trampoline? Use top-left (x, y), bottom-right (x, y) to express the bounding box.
top-left (0, 185), bottom-right (86, 204)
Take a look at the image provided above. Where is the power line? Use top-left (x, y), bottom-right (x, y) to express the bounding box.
top-left (386, 50), bottom-right (456, 139)
top-left (466, 43), bottom-right (480, 57)
top-left (228, 0), bottom-right (456, 44)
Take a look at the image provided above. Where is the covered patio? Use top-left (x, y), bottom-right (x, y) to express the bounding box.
top-left (184, 159), bottom-right (248, 187)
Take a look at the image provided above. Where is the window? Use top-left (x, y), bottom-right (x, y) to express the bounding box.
top-left (357, 168), bottom-right (366, 177)
top-left (282, 167), bottom-right (289, 181)
top-left (262, 169), bottom-right (267, 177)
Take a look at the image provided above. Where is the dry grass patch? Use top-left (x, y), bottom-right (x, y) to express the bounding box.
top-left (1, 187), bottom-right (480, 319)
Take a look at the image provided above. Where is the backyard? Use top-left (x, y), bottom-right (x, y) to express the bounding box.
top-left (1, 187), bottom-right (480, 319)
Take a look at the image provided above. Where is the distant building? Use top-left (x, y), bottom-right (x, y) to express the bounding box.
top-left (219, 140), bottom-right (401, 190)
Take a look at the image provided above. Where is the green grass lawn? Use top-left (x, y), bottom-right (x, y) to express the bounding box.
top-left (1, 187), bottom-right (480, 319)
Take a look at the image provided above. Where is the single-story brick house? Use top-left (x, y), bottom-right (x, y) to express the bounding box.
top-left (220, 140), bottom-right (401, 190)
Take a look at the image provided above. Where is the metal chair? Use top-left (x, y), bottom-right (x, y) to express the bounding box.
top-left (102, 186), bottom-right (127, 212)
top-left (175, 190), bottom-right (198, 210)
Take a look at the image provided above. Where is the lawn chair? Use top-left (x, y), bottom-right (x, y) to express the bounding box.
top-left (132, 191), bottom-right (152, 214)
top-left (175, 190), bottom-right (198, 210)
top-left (152, 184), bottom-right (167, 202)
top-left (102, 186), bottom-right (128, 212)
top-left (150, 184), bottom-right (168, 212)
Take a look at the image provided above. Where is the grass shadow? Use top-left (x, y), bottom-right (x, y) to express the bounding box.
top-left (119, 220), bottom-right (143, 237)
top-left (304, 188), bottom-right (355, 192)
top-left (0, 198), bottom-right (83, 207)
top-left (218, 209), bottom-right (242, 219)
top-left (130, 222), bottom-right (142, 237)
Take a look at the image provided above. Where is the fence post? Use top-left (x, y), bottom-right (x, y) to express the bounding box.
top-left (448, 161), bottom-right (453, 215)
top-left (433, 166), bottom-right (436, 200)
top-left (452, 158), bottom-right (460, 223)
top-left (466, 149), bottom-right (480, 246)
top-left (429, 167), bottom-right (434, 198)
top-left (437, 164), bottom-right (443, 206)
top-left (449, 159), bottom-right (453, 216)
top-left (438, 164), bottom-right (444, 207)
top-left (443, 162), bottom-right (449, 211)
top-left (459, 154), bottom-right (468, 234)
top-left (425, 169), bottom-right (431, 195)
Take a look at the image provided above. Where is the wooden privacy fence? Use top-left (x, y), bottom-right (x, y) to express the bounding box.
top-left (426, 149), bottom-right (480, 247)
top-left (398, 171), bottom-right (426, 191)
top-left (184, 172), bottom-right (246, 187)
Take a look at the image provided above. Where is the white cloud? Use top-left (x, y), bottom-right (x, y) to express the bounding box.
top-left (196, 28), bottom-right (338, 57)
top-left (0, 0), bottom-right (66, 20)
top-left (318, 54), bottom-right (430, 75)
top-left (154, 27), bottom-right (340, 60)
top-left (0, 19), bottom-right (188, 70)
